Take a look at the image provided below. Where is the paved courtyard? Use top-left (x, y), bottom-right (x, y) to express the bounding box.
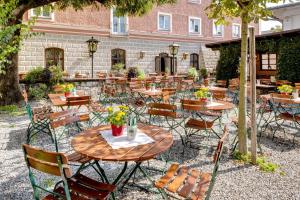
top-left (0, 109), bottom-right (300, 200)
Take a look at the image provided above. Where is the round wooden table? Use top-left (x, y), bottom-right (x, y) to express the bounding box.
top-left (71, 123), bottom-right (173, 186)
top-left (205, 100), bottom-right (235, 111)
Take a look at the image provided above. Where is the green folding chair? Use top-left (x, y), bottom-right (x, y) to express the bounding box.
top-left (23, 144), bottom-right (115, 200)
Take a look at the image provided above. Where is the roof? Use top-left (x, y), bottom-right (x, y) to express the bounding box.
top-left (269, 2), bottom-right (300, 10)
top-left (205, 28), bottom-right (300, 49)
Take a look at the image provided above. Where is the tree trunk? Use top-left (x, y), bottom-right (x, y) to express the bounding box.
top-left (0, 17), bottom-right (23, 106)
top-left (0, 52), bottom-right (22, 106)
top-left (238, 13), bottom-right (248, 154)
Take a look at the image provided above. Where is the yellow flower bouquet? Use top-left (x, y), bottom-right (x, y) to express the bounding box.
top-left (106, 105), bottom-right (129, 136)
top-left (195, 87), bottom-right (209, 101)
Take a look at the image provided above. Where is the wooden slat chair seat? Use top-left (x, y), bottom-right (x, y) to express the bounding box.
top-left (23, 144), bottom-right (115, 200)
top-left (155, 127), bottom-right (229, 200)
top-left (181, 99), bottom-right (221, 147)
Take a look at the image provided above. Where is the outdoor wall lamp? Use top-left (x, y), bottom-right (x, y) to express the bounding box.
top-left (86, 36), bottom-right (99, 78)
top-left (182, 53), bottom-right (188, 60)
top-left (139, 51), bottom-right (145, 59)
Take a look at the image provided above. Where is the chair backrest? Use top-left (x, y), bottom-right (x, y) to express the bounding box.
top-left (50, 110), bottom-right (80, 129)
top-left (213, 125), bottom-right (229, 163)
top-left (162, 88), bottom-right (176, 102)
top-left (181, 99), bottom-right (207, 112)
top-left (276, 80), bottom-right (291, 86)
top-left (23, 144), bottom-right (71, 177)
top-left (66, 95), bottom-right (91, 107)
top-left (148, 103), bottom-right (177, 118)
top-left (211, 90), bottom-right (226, 100)
top-left (216, 80), bottom-right (227, 87)
top-left (53, 85), bottom-right (64, 93)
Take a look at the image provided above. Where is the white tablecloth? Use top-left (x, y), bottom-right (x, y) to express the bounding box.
top-left (100, 128), bottom-right (154, 149)
top-left (206, 102), bottom-right (223, 107)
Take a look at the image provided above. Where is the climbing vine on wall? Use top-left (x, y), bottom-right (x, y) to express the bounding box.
top-left (216, 44), bottom-right (240, 82)
top-left (216, 34), bottom-right (300, 83)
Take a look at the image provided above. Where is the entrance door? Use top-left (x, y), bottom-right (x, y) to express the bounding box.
top-left (155, 53), bottom-right (171, 74)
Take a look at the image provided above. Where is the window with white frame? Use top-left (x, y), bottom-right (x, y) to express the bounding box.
top-left (189, 17), bottom-right (201, 34)
top-left (112, 8), bottom-right (128, 34)
top-left (213, 21), bottom-right (224, 36)
top-left (31, 5), bottom-right (53, 19)
top-left (158, 13), bottom-right (171, 31)
top-left (232, 24), bottom-right (241, 38)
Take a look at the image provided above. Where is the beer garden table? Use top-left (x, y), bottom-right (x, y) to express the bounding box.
top-left (71, 123), bottom-right (173, 190)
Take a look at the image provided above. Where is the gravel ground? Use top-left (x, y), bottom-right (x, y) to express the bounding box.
top-left (0, 106), bottom-right (299, 200)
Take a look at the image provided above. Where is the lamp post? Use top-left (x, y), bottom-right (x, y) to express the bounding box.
top-left (169, 42), bottom-right (180, 75)
top-left (86, 36), bottom-right (99, 78)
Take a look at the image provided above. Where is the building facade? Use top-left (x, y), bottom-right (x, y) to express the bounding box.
top-left (270, 2), bottom-right (300, 31)
top-left (19, 0), bottom-right (259, 76)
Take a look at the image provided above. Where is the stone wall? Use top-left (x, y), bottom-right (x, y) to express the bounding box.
top-left (18, 33), bottom-right (220, 75)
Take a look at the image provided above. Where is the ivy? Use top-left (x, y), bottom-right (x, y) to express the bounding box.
top-left (216, 44), bottom-right (240, 82)
top-left (216, 35), bottom-right (300, 83)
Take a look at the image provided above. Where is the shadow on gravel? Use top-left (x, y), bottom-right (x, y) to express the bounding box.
top-left (258, 134), bottom-right (299, 153)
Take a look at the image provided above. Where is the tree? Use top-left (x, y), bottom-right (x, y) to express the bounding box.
top-left (206, 0), bottom-right (281, 154)
top-left (0, 0), bottom-right (175, 106)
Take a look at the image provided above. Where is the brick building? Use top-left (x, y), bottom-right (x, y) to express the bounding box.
top-left (20, 0), bottom-right (259, 76)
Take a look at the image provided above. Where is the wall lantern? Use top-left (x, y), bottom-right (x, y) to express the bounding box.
top-left (182, 53), bottom-right (188, 60)
top-left (139, 51), bottom-right (145, 59)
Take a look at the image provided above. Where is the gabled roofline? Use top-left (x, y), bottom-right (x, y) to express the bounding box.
top-left (269, 2), bottom-right (300, 10)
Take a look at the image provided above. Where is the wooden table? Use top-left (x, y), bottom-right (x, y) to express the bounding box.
top-left (71, 123), bottom-right (173, 187)
top-left (260, 94), bottom-right (300, 104)
top-left (204, 100), bottom-right (235, 111)
top-left (48, 92), bottom-right (86, 108)
top-left (48, 93), bottom-right (68, 107)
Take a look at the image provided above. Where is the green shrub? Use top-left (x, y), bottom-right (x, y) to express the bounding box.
top-left (233, 151), bottom-right (279, 173)
top-left (188, 67), bottom-right (199, 79)
top-left (137, 68), bottom-right (145, 80)
top-left (24, 67), bottom-right (51, 83)
top-left (49, 65), bottom-right (63, 85)
top-left (112, 63), bottom-right (125, 72)
top-left (28, 83), bottom-right (48, 100)
top-left (200, 67), bottom-right (208, 78)
top-left (216, 45), bottom-right (240, 81)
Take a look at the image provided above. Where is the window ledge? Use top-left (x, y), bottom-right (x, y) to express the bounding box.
top-left (110, 33), bottom-right (129, 37)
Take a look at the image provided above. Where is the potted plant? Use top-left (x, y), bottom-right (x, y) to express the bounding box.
top-left (137, 68), bottom-right (145, 80)
top-left (107, 105), bottom-right (129, 136)
top-left (195, 87), bottom-right (209, 102)
top-left (277, 84), bottom-right (293, 95)
top-left (127, 67), bottom-right (138, 80)
top-left (200, 67), bottom-right (208, 86)
top-left (112, 63), bottom-right (125, 74)
top-left (61, 83), bottom-right (75, 97)
top-left (188, 67), bottom-right (199, 81)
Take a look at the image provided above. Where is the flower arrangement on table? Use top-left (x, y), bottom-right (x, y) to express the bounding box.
top-left (277, 84), bottom-right (293, 94)
top-left (60, 83), bottom-right (75, 97)
top-left (195, 87), bottom-right (210, 102)
top-left (107, 105), bottom-right (129, 136)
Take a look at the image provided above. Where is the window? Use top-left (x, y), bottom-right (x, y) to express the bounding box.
top-left (45, 48), bottom-right (64, 70)
top-left (189, 17), bottom-right (201, 34)
top-left (111, 49), bottom-right (126, 68)
top-left (31, 5), bottom-right (53, 19)
top-left (232, 24), bottom-right (241, 38)
top-left (111, 9), bottom-right (128, 34)
top-left (158, 13), bottom-right (171, 31)
top-left (213, 20), bottom-right (224, 36)
top-left (190, 53), bottom-right (199, 70)
top-left (261, 53), bottom-right (277, 70)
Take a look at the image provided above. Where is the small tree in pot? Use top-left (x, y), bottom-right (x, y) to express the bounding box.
top-left (200, 67), bottom-right (209, 86)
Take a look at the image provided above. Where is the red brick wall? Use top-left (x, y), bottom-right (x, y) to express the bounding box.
top-left (24, 0), bottom-right (260, 42)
